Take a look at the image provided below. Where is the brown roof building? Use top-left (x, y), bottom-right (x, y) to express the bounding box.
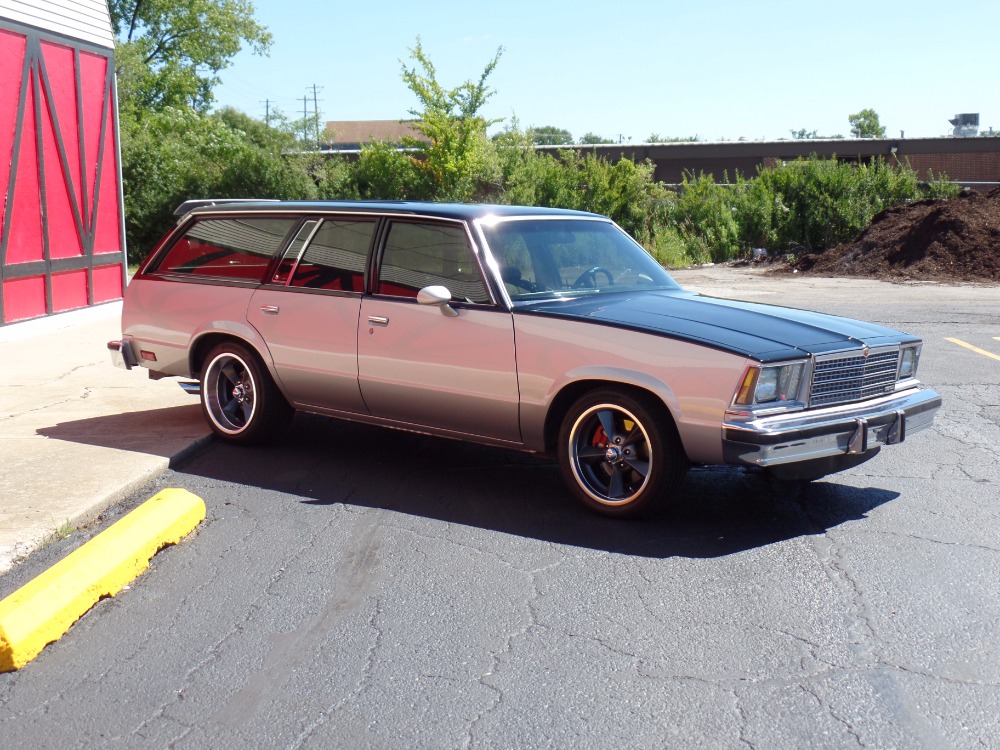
top-left (322, 120), bottom-right (429, 151)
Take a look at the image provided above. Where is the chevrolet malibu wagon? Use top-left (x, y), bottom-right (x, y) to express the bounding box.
top-left (110, 201), bottom-right (941, 516)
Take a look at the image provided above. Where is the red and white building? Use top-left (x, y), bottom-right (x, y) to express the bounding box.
top-left (0, 0), bottom-right (125, 325)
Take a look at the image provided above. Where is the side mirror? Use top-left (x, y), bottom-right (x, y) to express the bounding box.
top-left (417, 285), bottom-right (459, 317)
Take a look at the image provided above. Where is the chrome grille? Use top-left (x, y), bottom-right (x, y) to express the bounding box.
top-left (810, 349), bottom-right (899, 407)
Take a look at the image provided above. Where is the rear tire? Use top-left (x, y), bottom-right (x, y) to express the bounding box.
top-left (200, 342), bottom-right (293, 445)
top-left (557, 388), bottom-right (686, 518)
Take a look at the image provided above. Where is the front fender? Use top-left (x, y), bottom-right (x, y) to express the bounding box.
top-left (521, 366), bottom-right (683, 455)
top-left (513, 314), bottom-right (747, 463)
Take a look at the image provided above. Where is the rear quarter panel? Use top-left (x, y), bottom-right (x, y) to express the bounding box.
top-left (513, 313), bottom-right (749, 464)
top-left (122, 277), bottom-right (263, 377)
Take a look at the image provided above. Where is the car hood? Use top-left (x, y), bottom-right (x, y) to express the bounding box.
top-left (520, 290), bottom-right (918, 362)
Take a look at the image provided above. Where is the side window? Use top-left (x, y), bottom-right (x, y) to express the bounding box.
top-left (289, 219), bottom-right (375, 291)
top-left (489, 231), bottom-right (541, 299)
top-left (377, 222), bottom-right (490, 303)
top-left (272, 220), bottom-right (319, 284)
top-left (155, 218), bottom-right (296, 281)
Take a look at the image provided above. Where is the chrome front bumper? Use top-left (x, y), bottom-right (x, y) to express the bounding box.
top-left (722, 387), bottom-right (942, 468)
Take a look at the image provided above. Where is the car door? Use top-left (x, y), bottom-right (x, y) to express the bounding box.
top-left (250, 218), bottom-right (374, 414)
top-left (357, 219), bottom-right (521, 443)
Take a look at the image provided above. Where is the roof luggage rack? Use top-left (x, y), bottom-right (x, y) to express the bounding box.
top-left (173, 198), bottom-right (279, 217)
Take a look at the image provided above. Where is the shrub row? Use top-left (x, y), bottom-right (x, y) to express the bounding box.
top-left (661, 158), bottom-right (958, 265)
top-left (121, 109), bottom-right (958, 267)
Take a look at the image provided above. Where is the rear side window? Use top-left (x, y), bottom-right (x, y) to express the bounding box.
top-left (289, 220), bottom-right (375, 291)
top-left (155, 218), bottom-right (297, 281)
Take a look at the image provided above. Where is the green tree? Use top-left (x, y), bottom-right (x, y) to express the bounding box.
top-left (790, 128), bottom-right (819, 139)
top-left (398, 37), bottom-right (504, 201)
top-left (120, 106), bottom-right (320, 261)
top-left (528, 125), bottom-right (573, 145)
top-left (351, 141), bottom-right (422, 200)
top-left (647, 134), bottom-right (698, 143)
top-left (110, 0), bottom-right (272, 114)
top-left (848, 108), bottom-right (887, 138)
top-left (578, 132), bottom-right (614, 145)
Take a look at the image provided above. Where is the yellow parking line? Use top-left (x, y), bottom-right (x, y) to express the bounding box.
top-left (946, 338), bottom-right (1000, 362)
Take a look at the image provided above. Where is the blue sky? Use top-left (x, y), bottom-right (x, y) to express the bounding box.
top-left (213, 0), bottom-right (998, 142)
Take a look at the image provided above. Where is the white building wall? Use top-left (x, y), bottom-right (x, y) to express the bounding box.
top-left (0, 0), bottom-right (113, 48)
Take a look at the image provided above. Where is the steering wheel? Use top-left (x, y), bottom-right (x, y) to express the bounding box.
top-left (571, 266), bottom-right (615, 289)
top-left (501, 266), bottom-right (538, 293)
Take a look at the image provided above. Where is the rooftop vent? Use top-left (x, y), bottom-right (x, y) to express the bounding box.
top-left (949, 113), bottom-right (979, 138)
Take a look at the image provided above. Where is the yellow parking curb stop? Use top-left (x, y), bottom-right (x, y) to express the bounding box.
top-left (0, 488), bottom-right (206, 672)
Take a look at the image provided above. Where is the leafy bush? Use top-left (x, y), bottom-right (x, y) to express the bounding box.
top-left (350, 142), bottom-right (421, 200)
top-left (921, 170), bottom-right (962, 200)
top-left (660, 156), bottom-right (961, 265)
top-left (487, 134), bottom-right (672, 250)
top-left (666, 173), bottom-right (740, 263)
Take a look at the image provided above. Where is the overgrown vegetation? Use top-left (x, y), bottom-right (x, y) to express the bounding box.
top-left (661, 158), bottom-right (959, 264)
top-left (120, 105), bottom-right (332, 253)
top-left (114, 6), bottom-right (961, 266)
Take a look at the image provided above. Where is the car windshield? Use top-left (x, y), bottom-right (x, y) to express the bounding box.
top-left (478, 217), bottom-right (680, 302)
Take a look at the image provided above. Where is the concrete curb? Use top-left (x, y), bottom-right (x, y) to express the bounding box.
top-left (0, 299), bottom-right (212, 577)
top-left (48, 434), bottom-right (217, 554)
top-left (0, 488), bottom-right (206, 672)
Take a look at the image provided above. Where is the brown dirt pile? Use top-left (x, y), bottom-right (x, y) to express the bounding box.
top-left (791, 189), bottom-right (1000, 283)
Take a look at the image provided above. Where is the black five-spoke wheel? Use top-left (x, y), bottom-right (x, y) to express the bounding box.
top-left (558, 388), bottom-right (685, 517)
top-left (201, 342), bottom-right (293, 444)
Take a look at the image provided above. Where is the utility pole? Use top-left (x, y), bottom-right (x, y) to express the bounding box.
top-left (308, 84), bottom-right (324, 142)
top-left (259, 99), bottom-right (271, 126)
top-left (301, 95), bottom-right (309, 143)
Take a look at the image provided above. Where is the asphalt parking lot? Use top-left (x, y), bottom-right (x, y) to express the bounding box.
top-left (1, 267), bottom-right (997, 749)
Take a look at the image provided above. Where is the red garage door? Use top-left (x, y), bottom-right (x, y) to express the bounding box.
top-left (0, 25), bottom-right (125, 325)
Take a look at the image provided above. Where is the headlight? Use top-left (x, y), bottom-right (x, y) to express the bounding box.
top-left (898, 345), bottom-right (921, 379)
top-left (734, 362), bottom-right (806, 407)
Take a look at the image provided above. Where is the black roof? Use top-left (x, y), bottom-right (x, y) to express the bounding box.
top-left (179, 200), bottom-right (603, 222)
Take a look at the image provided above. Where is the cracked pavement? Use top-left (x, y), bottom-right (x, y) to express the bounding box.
top-left (1, 269), bottom-right (997, 748)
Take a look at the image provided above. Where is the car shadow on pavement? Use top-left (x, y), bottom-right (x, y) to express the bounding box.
top-left (176, 413), bottom-right (900, 560)
top-left (37, 404), bottom-right (207, 456)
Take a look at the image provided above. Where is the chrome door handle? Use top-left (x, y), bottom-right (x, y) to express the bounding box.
top-left (260, 305), bottom-right (280, 315)
top-left (368, 316), bottom-right (389, 327)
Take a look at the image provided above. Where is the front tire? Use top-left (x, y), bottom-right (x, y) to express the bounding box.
top-left (201, 342), bottom-right (293, 445)
top-left (557, 388), bottom-right (686, 518)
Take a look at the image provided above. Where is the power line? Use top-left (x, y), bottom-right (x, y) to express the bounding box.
top-left (307, 84), bottom-right (324, 141)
